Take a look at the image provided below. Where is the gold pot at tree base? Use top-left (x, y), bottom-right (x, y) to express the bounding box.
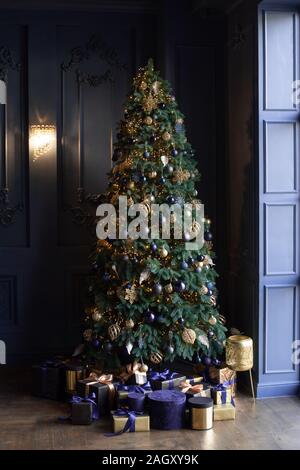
top-left (225, 335), bottom-right (253, 371)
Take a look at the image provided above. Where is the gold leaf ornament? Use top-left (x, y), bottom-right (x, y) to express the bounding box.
top-left (125, 285), bottom-right (138, 304)
top-left (182, 327), bottom-right (196, 344)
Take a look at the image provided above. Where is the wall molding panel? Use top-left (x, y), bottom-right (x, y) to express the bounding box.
top-left (259, 5), bottom-right (300, 396)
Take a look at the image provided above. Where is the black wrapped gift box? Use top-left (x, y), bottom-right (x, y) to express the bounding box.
top-left (71, 402), bottom-right (93, 425)
top-left (32, 362), bottom-right (66, 400)
top-left (89, 381), bottom-right (119, 415)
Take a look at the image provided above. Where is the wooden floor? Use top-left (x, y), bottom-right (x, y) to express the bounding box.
top-left (1, 366), bottom-right (300, 450)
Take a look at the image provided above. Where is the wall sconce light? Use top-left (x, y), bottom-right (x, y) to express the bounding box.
top-left (30, 124), bottom-right (56, 161)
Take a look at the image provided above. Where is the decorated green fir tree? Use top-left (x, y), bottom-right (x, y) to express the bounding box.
top-left (84, 59), bottom-right (227, 369)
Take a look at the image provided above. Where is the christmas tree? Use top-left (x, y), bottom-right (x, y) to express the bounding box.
top-left (84, 59), bottom-right (226, 369)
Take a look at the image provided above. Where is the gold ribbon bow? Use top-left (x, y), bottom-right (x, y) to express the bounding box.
top-left (118, 361), bottom-right (142, 383)
top-left (87, 372), bottom-right (115, 409)
top-left (179, 380), bottom-right (204, 394)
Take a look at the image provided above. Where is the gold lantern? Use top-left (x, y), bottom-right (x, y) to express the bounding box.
top-left (226, 335), bottom-right (255, 401)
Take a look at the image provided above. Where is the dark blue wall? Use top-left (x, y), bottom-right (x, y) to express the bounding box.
top-left (0, 1), bottom-right (226, 363)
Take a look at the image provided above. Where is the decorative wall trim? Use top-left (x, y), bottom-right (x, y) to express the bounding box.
top-left (256, 381), bottom-right (300, 398)
top-left (263, 284), bottom-right (297, 375)
top-left (59, 33), bottom-right (125, 233)
top-left (263, 120), bottom-right (297, 194)
top-left (263, 10), bottom-right (297, 111)
top-left (0, 45), bottom-right (23, 227)
top-left (264, 202), bottom-right (297, 276)
top-left (0, 46), bottom-right (21, 82)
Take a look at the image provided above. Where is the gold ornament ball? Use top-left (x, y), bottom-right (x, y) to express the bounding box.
top-left (162, 131), bottom-right (171, 141)
top-left (125, 319), bottom-right (135, 329)
top-left (159, 247), bottom-right (168, 258)
top-left (165, 283), bottom-right (173, 294)
top-left (144, 116), bottom-right (153, 125)
top-left (148, 171), bottom-right (157, 179)
top-left (208, 315), bottom-right (217, 326)
top-left (92, 310), bottom-right (102, 322)
top-left (152, 80), bottom-right (160, 94)
top-left (150, 351), bottom-right (163, 364)
top-left (139, 80), bottom-right (147, 91)
top-left (127, 181), bottom-right (135, 190)
top-left (182, 327), bottom-right (196, 345)
top-left (83, 329), bottom-right (93, 341)
top-left (108, 323), bottom-right (121, 341)
top-left (140, 363), bottom-right (149, 373)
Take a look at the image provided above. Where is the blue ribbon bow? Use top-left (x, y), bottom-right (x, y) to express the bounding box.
top-left (106, 409), bottom-right (144, 436)
top-left (213, 383), bottom-right (235, 407)
top-left (150, 369), bottom-right (177, 389)
top-left (117, 381), bottom-right (151, 394)
top-left (70, 393), bottom-right (99, 419)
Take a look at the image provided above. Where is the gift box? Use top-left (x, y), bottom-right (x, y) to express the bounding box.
top-left (185, 376), bottom-right (203, 386)
top-left (186, 384), bottom-right (212, 400)
top-left (118, 362), bottom-right (148, 386)
top-left (111, 410), bottom-right (150, 433)
top-left (71, 402), bottom-right (93, 425)
top-left (65, 362), bottom-right (86, 395)
top-left (212, 385), bottom-right (232, 405)
top-left (148, 390), bottom-right (186, 430)
top-left (32, 359), bottom-right (66, 400)
top-left (213, 403), bottom-right (236, 421)
top-left (208, 364), bottom-right (236, 396)
top-left (70, 394), bottom-right (99, 424)
top-left (150, 370), bottom-right (186, 390)
top-left (128, 392), bottom-right (146, 412)
top-left (77, 372), bottom-right (118, 415)
top-left (116, 383), bottom-right (152, 407)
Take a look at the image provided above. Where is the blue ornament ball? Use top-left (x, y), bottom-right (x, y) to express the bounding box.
top-left (197, 254), bottom-right (205, 262)
top-left (207, 282), bottom-right (214, 290)
top-left (180, 261), bottom-right (189, 270)
top-left (175, 281), bottom-right (186, 292)
top-left (92, 338), bottom-right (100, 349)
top-left (171, 148), bottom-right (178, 157)
top-left (153, 283), bottom-right (163, 295)
top-left (102, 273), bottom-right (110, 283)
top-left (166, 195), bottom-right (175, 205)
top-left (203, 356), bottom-right (211, 366)
top-left (204, 231), bottom-right (213, 241)
top-left (145, 310), bottom-right (156, 323)
top-left (143, 150), bottom-right (150, 158)
top-left (160, 177), bottom-right (166, 184)
top-left (151, 243), bottom-right (158, 252)
top-left (188, 257), bottom-right (195, 266)
top-left (104, 342), bottom-right (113, 353)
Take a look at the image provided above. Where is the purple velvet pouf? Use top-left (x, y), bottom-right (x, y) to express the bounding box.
top-left (148, 390), bottom-right (186, 430)
top-left (128, 392), bottom-right (146, 412)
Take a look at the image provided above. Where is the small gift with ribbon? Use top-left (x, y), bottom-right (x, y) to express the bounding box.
top-left (116, 382), bottom-right (152, 407)
top-left (184, 376), bottom-right (203, 386)
top-left (77, 373), bottom-right (117, 415)
top-left (212, 383), bottom-right (234, 405)
top-left (32, 358), bottom-right (68, 400)
top-left (208, 364), bottom-right (237, 397)
top-left (70, 394), bottom-right (99, 425)
top-left (118, 361), bottom-right (148, 385)
top-left (149, 369), bottom-right (186, 391)
top-left (178, 380), bottom-right (212, 400)
top-left (110, 409), bottom-right (150, 434)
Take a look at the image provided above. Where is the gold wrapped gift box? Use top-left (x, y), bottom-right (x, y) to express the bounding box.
top-left (111, 411), bottom-right (150, 433)
top-left (212, 388), bottom-right (232, 405)
top-left (213, 403), bottom-right (235, 421)
top-left (208, 364), bottom-right (236, 397)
